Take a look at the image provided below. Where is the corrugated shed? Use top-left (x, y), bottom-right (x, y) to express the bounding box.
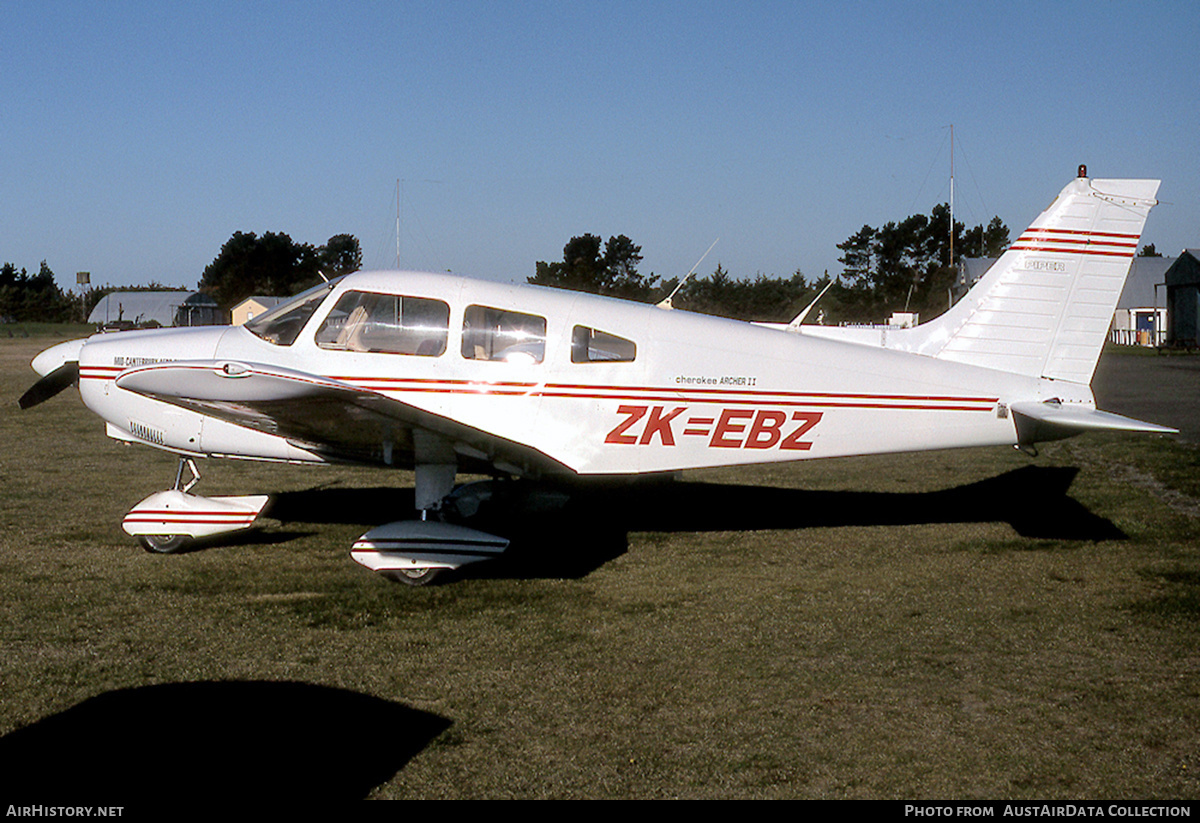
top-left (88, 291), bottom-right (221, 326)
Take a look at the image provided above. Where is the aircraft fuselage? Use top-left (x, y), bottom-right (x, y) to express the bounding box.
top-left (74, 270), bottom-right (1075, 477)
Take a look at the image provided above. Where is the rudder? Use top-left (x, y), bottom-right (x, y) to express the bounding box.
top-left (909, 172), bottom-right (1159, 384)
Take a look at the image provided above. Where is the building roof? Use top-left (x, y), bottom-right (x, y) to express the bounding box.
top-left (233, 295), bottom-right (286, 311)
top-left (1165, 250), bottom-right (1200, 288)
top-left (1117, 256), bottom-right (1175, 308)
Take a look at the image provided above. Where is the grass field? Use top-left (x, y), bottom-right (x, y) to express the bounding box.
top-left (1, 330), bottom-right (1198, 800)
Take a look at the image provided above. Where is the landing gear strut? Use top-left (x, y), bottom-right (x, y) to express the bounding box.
top-left (350, 448), bottom-right (510, 585)
top-left (139, 458), bottom-right (201, 553)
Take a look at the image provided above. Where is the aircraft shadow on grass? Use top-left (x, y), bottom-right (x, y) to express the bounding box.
top-left (264, 464), bottom-right (1125, 582)
top-left (0, 681), bottom-right (450, 800)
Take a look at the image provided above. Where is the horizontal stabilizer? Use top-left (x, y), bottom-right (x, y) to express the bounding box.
top-left (1010, 400), bottom-right (1177, 445)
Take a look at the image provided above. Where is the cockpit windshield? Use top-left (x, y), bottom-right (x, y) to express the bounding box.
top-left (244, 276), bottom-right (345, 346)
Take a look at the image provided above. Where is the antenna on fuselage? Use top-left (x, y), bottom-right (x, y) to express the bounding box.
top-left (786, 280), bottom-right (834, 331)
top-left (657, 238), bottom-right (719, 310)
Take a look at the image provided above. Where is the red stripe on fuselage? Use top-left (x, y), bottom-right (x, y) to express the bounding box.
top-left (88, 363), bottom-right (997, 413)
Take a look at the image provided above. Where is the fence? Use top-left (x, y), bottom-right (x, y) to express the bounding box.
top-left (1109, 329), bottom-right (1166, 347)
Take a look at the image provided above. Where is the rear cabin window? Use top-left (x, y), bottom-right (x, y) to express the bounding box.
top-left (571, 326), bottom-right (637, 363)
top-left (315, 291), bottom-right (449, 355)
top-left (461, 305), bottom-right (546, 364)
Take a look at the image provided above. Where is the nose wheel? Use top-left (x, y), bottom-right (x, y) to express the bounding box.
top-left (383, 567), bottom-right (443, 586)
top-left (140, 533), bottom-right (191, 554)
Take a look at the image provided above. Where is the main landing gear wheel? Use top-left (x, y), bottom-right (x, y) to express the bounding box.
top-left (140, 534), bottom-right (192, 554)
top-left (384, 567), bottom-right (442, 587)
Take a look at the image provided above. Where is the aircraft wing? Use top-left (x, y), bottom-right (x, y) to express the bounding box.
top-left (113, 360), bottom-right (565, 475)
top-left (1010, 400), bottom-right (1177, 445)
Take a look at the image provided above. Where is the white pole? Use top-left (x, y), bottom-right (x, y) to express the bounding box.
top-left (949, 124), bottom-right (954, 268)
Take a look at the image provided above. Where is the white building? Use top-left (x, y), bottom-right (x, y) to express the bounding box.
top-left (1110, 256), bottom-right (1173, 346)
top-left (231, 296), bottom-right (285, 326)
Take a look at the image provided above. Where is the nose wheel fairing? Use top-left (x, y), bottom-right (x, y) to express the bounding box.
top-left (121, 457), bottom-right (269, 551)
top-left (122, 490), bottom-right (271, 548)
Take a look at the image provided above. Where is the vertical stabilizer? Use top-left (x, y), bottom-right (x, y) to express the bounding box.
top-left (908, 174), bottom-right (1159, 384)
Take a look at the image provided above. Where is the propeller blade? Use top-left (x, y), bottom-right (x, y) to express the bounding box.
top-left (19, 361), bottom-right (79, 409)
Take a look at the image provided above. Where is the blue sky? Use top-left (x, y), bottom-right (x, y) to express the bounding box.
top-left (3, 0), bottom-right (1198, 292)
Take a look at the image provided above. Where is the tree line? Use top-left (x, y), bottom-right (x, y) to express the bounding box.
top-left (833, 204), bottom-right (1009, 323)
top-left (0, 262), bottom-right (197, 325)
top-left (7, 202), bottom-right (1012, 325)
top-left (0, 262), bottom-right (76, 323)
top-left (2, 232), bottom-right (364, 325)
top-left (529, 204), bottom-right (1012, 325)
top-left (198, 232), bottom-right (362, 309)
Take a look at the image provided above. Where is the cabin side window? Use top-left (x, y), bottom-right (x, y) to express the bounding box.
top-left (315, 291), bottom-right (449, 355)
top-left (461, 305), bottom-right (546, 364)
top-left (571, 326), bottom-right (637, 363)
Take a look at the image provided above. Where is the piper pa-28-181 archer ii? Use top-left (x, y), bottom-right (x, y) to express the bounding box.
top-left (20, 169), bottom-right (1176, 584)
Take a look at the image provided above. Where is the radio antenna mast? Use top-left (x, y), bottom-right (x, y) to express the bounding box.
top-left (949, 124), bottom-right (955, 268)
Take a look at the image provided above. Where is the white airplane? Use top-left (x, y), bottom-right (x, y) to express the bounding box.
top-left (21, 170), bottom-right (1174, 584)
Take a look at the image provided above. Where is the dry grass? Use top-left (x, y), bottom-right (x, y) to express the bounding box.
top-left (1, 332), bottom-right (1198, 800)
